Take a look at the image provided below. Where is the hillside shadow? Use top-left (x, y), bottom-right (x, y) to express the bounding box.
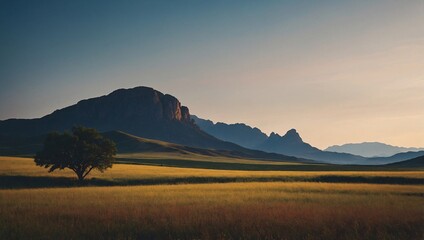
top-left (1, 175), bottom-right (423, 189)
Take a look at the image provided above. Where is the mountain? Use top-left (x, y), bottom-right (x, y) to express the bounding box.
top-left (256, 129), bottom-right (366, 164)
top-left (325, 142), bottom-right (424, 157)
top-left (0, 129), bottom-right (302, 164)
top-left (0, 134), bottom-right (46, 156)
top-left (1, 86), bottom-right (418, 165)
top-left (0, 87), bottom-right (249, 151)
top-left (190, 116), bottom-right (419, 165)
top-left (257, 130), bottom-right (424, 164)
top-left (257, 129), bottom-right (307, 154)
top-left (386, 155), bottom-right (424, 168)
top-left (190, 116), bottom-right (368, 164)
top-left (0, 86), bottom-right (305, 162)
top-left (103, 131), bottom-right (302, 162)
top-left (190, 116), bottom-right (366, 164)
top-left (368, 151), bottom-right (424, 165)
top-left (191, 115), bottom-right (268, 149)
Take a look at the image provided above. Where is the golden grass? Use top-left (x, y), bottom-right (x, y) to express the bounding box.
top-left (1, 182), bottom-right (423, 239)
top-left (1, 156), bottom-right (423, 239)
top-left (1, 156), bottom-right (423, 181)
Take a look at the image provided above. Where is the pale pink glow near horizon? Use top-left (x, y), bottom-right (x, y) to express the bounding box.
top-left (165, 21), bottom-right (424, 149)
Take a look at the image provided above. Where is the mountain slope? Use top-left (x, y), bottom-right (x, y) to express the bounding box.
top-left (0, 87), bottom-right (247, 151)
top-left (368, 151), bottom-right (424, 164)
top-left (0, 130), bottom-right (304, 163)
top-left (257, 129), bottom-right (367, 164)
top-left (190, 116), bottom-right (421, 165)
top-left (191, 115), bottom-right (268, 149)
top-left (0, 135), bottom-right (46, 156)
top-left (258, 130), bottom-right (424, 164)
top-left (103, 131), bottom-right (302, 162)
top-left (191, 116), bottom-right (365, 164)
top-left (326, 142), bottom-right (424, 157)
top-left (386, 155), bottom-right (424, 167)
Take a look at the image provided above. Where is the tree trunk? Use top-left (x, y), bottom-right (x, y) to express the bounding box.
top-left (76, 171), bottom-right (85, 183)
top-left (72, 166), bottom-right (92, 183)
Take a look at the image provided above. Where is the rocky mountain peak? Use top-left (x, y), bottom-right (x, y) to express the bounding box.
top-left (281, 129), bottom-right (303, 143)
top-left (269, 132), bottom-right (281, 138)
top-left (0, 86), bottom-right (193, 138)
top-left (106, 87), bottom-right (191, 123)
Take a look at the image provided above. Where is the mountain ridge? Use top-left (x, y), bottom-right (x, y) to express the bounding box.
top-left (386, 155), bottom-right (424, 168)
top-left (191, 115), bottom-right (268, 149)
top-left (0, 87), bottom-right (246, 151)
top-left (257, 129), bottom-right (366, 164)
top-left (103, 130), bottom-right (304, 163)
top-left (1, 86), bottom-right (422, 165)
top-left (326, 142), bottom-right (424, 157)
top-left (192, 115), bottom-right (424, 164)
top-left (0, 130), bottom-right (305, 164)
top-left (0, 86), bottom-right (306, 163)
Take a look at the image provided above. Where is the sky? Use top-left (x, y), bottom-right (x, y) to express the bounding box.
top-left (1, 0), bottom-right (423, 149)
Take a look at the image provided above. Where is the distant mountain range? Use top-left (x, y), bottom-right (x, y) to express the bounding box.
top-left (103, 131), bottom-right (301, 163)
top-left (387, 155), bottom-right (424, 168)
top-left (367, 151), bottom-right (424, 165)
top-left (0, 86), bottom-right (422, 165)
top-left (0, 87), bottom-right (301, 163)
top-left (326, 142), bottom-right (424, 157)
top-left (191, 115), bottom-right (268, 149)
top-left (256, 129), bottom-right (366, 164)
top-left (192, 116), bottom-right (424, 164)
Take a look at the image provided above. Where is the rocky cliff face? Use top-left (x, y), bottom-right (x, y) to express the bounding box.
top-left (161, 94), bottom-right (191, 122)
top-left (65, 87), bottom-right (192, 123)
top-left (0, 87), bottom-right (237, 150)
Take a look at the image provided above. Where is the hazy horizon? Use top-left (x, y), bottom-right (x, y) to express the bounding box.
top-left (1, 0), bottom-right (423, 149)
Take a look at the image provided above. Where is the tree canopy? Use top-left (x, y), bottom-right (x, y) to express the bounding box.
top-left (35, 126), bottom-right (117, 181)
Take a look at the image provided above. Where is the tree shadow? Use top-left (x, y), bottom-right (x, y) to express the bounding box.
top-left (0, 175), bottom-right (423, 189)
top-left (0, 176), bottom-right (93, 189)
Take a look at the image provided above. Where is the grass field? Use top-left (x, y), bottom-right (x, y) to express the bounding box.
top-left (1, 183), bottom-right (423, 239)
top-left (0, 156), bottom-right (423, 239)
top-left (1, 156), bottom-right (423, 188)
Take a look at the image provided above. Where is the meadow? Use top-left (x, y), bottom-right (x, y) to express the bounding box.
top-left (1, 156), bottom-right (423, 188)
top-left (0, 156), bottom-right (423, 239)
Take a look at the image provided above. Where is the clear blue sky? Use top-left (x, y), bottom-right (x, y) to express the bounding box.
top-left (1, 0), bottom-right (423, 148)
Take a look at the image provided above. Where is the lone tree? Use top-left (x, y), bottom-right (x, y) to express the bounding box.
top-left (35, 126), bottom-right (117, 182)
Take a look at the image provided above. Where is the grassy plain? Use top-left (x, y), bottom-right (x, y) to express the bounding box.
top-left (1, 156), bottom-right (423, 188)
top-left (0, 156), bottom-right (423, 239)
top-left (1, 182), bottom-right (423, 239)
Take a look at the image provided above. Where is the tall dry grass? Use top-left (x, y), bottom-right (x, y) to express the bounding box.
top-left (1, 182), bottom-right (423, 239)
top-left (1, 156), bottom-right (423, 180)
